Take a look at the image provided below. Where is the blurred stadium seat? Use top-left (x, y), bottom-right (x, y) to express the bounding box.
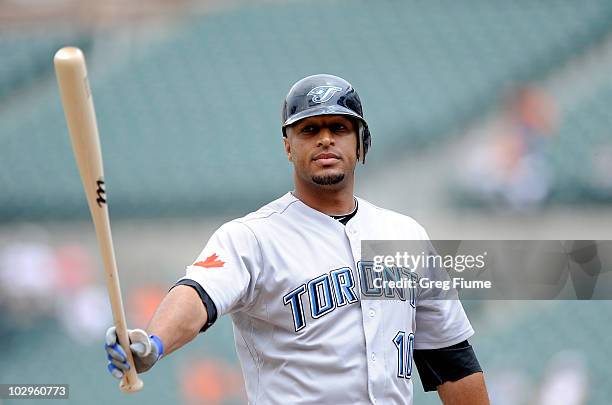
top-left (411, 301), bottom-right (612, 405)
top-left (1, 0), bottom-right (612, 220)
top-left (548, 77), bottom-right (612, 202)
top-left (0, 31), bottom-right (92, 101)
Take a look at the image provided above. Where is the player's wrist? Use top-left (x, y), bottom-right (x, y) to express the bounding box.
top-left (149, 335), bottom-right (164, 360)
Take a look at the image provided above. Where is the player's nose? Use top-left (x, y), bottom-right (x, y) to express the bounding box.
top-left (316, 128), bottom-right (335, 147)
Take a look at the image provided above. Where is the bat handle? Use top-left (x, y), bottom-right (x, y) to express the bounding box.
top-left (114, 324), bottom-right (144, 393)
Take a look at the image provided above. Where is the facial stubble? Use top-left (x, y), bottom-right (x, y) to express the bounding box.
top-left (312, 173), bottom-right (345, 185)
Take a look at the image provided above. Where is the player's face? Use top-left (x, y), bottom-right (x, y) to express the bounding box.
top-left (284, 115), bottom-right (358, 189)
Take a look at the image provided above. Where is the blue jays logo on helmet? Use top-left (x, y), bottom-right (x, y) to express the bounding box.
top-left (307, 86), bottom-right (343, 104)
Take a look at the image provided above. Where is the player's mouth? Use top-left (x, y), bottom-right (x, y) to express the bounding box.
top-left (313, 152), bottom-right (341, 166)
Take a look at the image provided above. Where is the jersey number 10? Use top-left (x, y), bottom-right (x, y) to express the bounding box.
top-left (393, 331), bottom-right (415, 379)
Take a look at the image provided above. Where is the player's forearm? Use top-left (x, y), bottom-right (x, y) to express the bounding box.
top-left (146, 285), bottom-right (208, 356)
top-left (437, 372), bottom-right (490, 405)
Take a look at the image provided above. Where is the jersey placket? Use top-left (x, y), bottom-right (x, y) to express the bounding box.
top-left (345, 220), bottom-right (384, 404)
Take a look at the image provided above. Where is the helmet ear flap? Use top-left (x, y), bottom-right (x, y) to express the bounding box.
top-left (357, 124), bottom-right (364, 163)
top-left (357, 123), bottom-right (371, 164)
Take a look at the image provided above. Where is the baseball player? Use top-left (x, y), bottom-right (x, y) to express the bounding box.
top-left (104, 74), bottom-right (489, 404)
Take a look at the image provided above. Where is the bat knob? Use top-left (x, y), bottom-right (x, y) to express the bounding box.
top-left (119, 377), bottom-right (144, 393)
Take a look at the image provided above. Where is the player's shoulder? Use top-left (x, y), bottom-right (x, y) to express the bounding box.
top-left (357, 197), bottom-right (429, 237)
top-left (357, 197), bottom-right (420, 225)
top-left (236, 192), bottom-right (298, 223)
top-left (214, 192), bottom-right (296, 236)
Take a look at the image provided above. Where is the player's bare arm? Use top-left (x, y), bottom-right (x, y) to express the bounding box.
top-left (105, 285), bottom-right (207, 379)
top-left (146, 285), bottom-right (208, 356)
top-left (437, 372), bottom-right (490, 405)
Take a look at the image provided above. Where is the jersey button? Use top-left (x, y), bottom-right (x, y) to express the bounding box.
top-left (368, 309), bottom-right (375, 317)
top-left (371, 352), bottom-right (376, 362)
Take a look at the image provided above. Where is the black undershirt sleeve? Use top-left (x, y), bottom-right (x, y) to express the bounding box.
top-left (413, 340), bottom-right (482, 392)
top-left (170, 279), bottom-right (218, 333)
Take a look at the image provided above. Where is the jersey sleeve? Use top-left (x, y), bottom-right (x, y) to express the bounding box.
top-left (414, 228), bottom-right (474, 350)
top-left (176, 220), bottom-right (262, 317)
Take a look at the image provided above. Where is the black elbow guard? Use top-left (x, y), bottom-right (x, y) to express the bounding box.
top-left (170, 279), bottom-right (218, 332)
top-left (413, 340), bottom-right (482, 392)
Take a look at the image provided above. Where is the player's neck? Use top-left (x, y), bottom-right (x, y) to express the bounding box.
top-left (292, 181), bottom-right (355, 216)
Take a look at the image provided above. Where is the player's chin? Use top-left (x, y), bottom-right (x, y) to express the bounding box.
top-left (311, 169), bottom-right (346, 186)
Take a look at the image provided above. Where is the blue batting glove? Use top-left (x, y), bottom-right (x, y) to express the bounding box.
top-left (104, 326), bottom-right (164, 380)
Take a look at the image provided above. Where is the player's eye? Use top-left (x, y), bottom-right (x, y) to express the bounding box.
top-left (301, 125), bottom-right (317, 134)
top-left (330, 123), bottom-right (347, 132)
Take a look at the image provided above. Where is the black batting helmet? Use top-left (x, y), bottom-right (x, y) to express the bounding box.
top-left (281, 74), bottom-right (372, 163)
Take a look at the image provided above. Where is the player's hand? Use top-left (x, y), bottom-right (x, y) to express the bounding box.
top-left (105, 326), bottom-right (164, 379)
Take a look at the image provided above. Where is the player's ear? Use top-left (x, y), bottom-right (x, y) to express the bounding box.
top-left (283, 136), bottom-right (292, 161)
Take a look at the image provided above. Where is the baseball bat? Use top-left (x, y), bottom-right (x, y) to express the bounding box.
top-left (54, 47), bottom-right (144, 393)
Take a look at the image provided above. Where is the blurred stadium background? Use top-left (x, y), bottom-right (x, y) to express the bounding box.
top-left (1, 0), bottom-right (612, 404)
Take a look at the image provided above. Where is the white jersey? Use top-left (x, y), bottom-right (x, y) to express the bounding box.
top-left (178, 192), bottom-right (474, 404)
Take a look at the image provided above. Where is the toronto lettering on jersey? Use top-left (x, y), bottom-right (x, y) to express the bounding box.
top-left (282, 267), bottom-right (358, 332)
top-left (282, 262), bottom-right (417, 332)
